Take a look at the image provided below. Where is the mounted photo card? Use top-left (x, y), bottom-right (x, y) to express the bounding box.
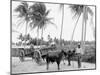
top-left (11, 0), bottom-right (96, 74)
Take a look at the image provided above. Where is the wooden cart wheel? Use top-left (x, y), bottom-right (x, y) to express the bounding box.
top-left (19, 49), bottom-right (24, 62)
top-left (34, 51), bottom-right (41, 64)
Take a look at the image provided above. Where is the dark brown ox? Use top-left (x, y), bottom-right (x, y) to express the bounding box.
top-left (44, 50), bottom-right (67, 70)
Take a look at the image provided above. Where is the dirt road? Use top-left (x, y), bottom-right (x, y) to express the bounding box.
top-left (12, 57), bottom-right (95, 74)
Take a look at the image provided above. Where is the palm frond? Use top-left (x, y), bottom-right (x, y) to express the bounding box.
top-left (22, 2), bottom-right (28, 9)
top-left (12, 29), bottom-right (20, 33)
top-left (29, 2), bottom-right (55, 32)
top-left (72, 12), bottom-right (81, 19)
top-left (47, 20), bottom-right (56, 26)
top-left (69, 5), bottom-right (84, 18)
top-left (87, 7), bottom-right (93, 16)
top-left (45, 18), bottom-right (57, 29)
top-left (13, 15), bottom-right (19, 18)
top-left (45, 10), bottom-right (51, 16)
top-left (59, 4), bottom-right (64, 11)
top-left (45, 17), bottom-right (54, 21)
top-left (15, 2), bottom-right (29, 18)
top-left (17, 19), bottom-right (25, 28)
top-left (16, 18), bottom-right (24, 24)
top-left (30, 2), bottom-right (46, 16)
top-left (15, 5), bottom-right (26, 17)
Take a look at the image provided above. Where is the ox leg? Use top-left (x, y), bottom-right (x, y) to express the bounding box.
top-left (63, 59), bottom-right (66, 65)
top-left (19, 51), bottom-right (24, 62)
top-left (57, 61), bottom-right (60, 70)
top-left (46, 57), bottom-right (50, 70)
top-left (32, 54), bottom-right (34, 61)
top-left (46, 62), bottom-right (49, 70)
top-left (68, 57), bottom-right (71, 66)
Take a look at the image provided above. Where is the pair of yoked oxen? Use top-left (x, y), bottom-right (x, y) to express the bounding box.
top-left (41, 49), bottom-right (76, 70)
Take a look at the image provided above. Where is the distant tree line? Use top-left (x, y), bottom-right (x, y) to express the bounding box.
top-left (12, 33), bottom-right (95, 46)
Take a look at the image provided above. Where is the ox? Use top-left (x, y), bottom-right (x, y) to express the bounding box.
top-left (44, 50), bottom-right (67, 70)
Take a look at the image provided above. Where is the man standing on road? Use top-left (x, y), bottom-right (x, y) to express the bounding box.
top-left (76, 43), bottom-right (84, 68)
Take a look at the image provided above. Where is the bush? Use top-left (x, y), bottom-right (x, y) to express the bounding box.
top-left (84, 55), bottom-right (96, 63)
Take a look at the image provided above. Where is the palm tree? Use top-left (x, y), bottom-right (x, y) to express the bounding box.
top-left (59, 4), bottom-right (64, 46)
top-left (69, 5), bottom-right (93, 49)
top-left (15, 2), bottom-right (30, 47)
top-left (30, 3), bottom-right (55, 46)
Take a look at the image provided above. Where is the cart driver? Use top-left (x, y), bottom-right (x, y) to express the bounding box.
top-left (30, 44), bottom-right (35, 52)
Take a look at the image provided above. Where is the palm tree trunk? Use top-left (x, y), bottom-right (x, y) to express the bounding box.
top-left (41, 28), bottom-right (43, 45)
top-left (60, 4), bottom-right (64, 46)
top-left (81, 10), bottom-right (85, 48)
top-left (90, 16), bottom-right (95, 39)
top-left (24, 21), bottom-right (28, 48)
top-left (37, 27), bottom-right (39, 46)
top-left (83, 16), bottom-right (87, 43)
top-left (82, 7), bottom-right (87, 54)
top-left (25, 22), bottom-right (28, 36)
top-left (83, 19), bottom-right (87, 54)
top-left (71, 14), bottom-right (81, 42)
top-left (93, 28), bottom-right (95, 39)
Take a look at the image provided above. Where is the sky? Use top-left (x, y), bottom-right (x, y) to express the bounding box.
top-left (12, 1), bottom-right (95, 43)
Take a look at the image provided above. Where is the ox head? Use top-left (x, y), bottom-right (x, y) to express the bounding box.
top-left (60, 49), bottom-right (67, 57)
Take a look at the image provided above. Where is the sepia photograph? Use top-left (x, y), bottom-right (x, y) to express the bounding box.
top-left (11, 0), bottom-right (96, 74)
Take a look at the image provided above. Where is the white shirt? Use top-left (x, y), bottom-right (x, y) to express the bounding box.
top-left (76, 47), bottom-right (84, 55)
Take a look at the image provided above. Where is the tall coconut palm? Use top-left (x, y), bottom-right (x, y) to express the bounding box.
top-left (69, 5), bottom-right (93, 49)
top-left (30, 3), bottom-right (55, 46)
top-left (15, 2), bottom-right (30, 47)
top-left (83, 6), bottom-right (93, 42)
top-left (90, 16), bottom-right (95, 39)
top-left (59, 4), bottom-right (64, 46)
top-left (69, 5), bottom-right (84, 46)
